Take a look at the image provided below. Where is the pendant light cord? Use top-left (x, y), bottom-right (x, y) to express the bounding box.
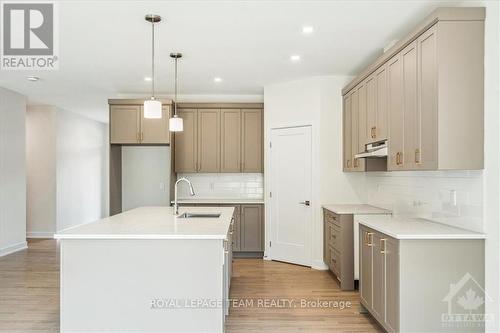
top-left (151, 20), bottom-right (155, 99)
top-left (174, 57), bottom-right (178, 116)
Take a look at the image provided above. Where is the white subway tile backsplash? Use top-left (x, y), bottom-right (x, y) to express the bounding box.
top-left (177, 173), bottom-right (264, 200)
top-left (363, 170), bottom-right (483, 232)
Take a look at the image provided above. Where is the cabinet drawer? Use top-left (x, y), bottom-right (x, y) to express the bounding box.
top-left (330, 224), bottom-right (341, 252)
top-left (324, 210), bottom-right (340, 227)
top-left (330, 247), bottom-right (341, 276)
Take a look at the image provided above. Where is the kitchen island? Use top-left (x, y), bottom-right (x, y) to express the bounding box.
top-left (54, 206), bottom-right (235, 333)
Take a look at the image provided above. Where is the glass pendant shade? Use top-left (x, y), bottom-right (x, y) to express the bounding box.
top-left (144, 98), bottom-right (162, 119)
top-left (169, 114), bottom-right (183, 132)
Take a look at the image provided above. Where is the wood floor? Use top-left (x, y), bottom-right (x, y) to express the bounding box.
top-left (0, 239), bottom-right (382, 332)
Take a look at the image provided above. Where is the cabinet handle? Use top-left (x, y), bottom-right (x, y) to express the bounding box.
top-left (367, 232), bottom-right (374, 247)
top-left (347, 160), bottom-right (351, 168)
top-left (353, 158), bottom-right (358, 168)
top-left (373, 126), bottom-right (377, 138)
top-left (380, 238), bottom-right (387, 254)
top-left (396, 152), bottom-right (400, 165)
top-left (140, 132), bottom-right (144, 142)
top-left (415, 149), bottom-right (421, 164)
top-left (136, 132), bottom-right (140, 143)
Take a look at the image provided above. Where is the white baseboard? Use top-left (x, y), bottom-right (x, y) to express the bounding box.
top-left (311, 259), bottom-right (329, 270)
top-left (0, 241), bottom-right (28, 257)
top-left (27, 231), bottom-right (55, 239)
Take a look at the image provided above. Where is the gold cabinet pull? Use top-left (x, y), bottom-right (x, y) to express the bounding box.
top-left (136, 132), bottom-right (140, 142)
top-left (347, 159), bottom-right (351, 168)
top-left (415, 148), bottom-right (421, 164)
top-left (372, 126), bottom-right (377, 139)
top-left (353, 158), bottom-right (358, 168)
top-left (367, 232), bottom-right (374, 247)
top-left (395, 152), bottom-right (400, 165)
top-left (380, 238), bottom-right (387, 254)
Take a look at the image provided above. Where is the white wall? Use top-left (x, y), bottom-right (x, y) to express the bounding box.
top-left (264, 76), bottom-right (364, 269)
top-left (121, 146), bottom-right (170, 211)
top-left (55, 109), bottom-right (108, 231)
top-left (479, 1), bottom-right (500, 331)
top-left (0, 87), bottom-right (27, 256)
top-left (26, 106), bottom-right (57, 238)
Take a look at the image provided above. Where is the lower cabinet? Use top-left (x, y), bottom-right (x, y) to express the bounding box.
top-left (359, 224), bottom-right (485, 333)
top-left (360, 226), bottom-right (400, 332)
top-left (189, 203), bottom-right (264, 256)
top-left (240, 205), bottom-right (263, 252)
top-left (323, 209), bottom-right (355, 290)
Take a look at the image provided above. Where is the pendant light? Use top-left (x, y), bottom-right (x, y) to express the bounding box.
top-left (143, 14), bottom-right (162, 119)
top-left (169, 52), bottom-right (183, 132)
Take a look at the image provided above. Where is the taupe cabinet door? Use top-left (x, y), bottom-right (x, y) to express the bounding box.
top-left (141, 106), bottom-right (171, 144)
top-left (175, 109), bottom-right (198, 172)
top-left (232, 205), bottom-right (241, 251)
top-left (240, 204), bottom-right (263, 251)
top-left (360, 227), bottom-right (372, 307)
top-left (351, 89), bottom-right (361, 171)
top-left (402, 41), bottom-right (419, 170)
top-left (241, 109), bottom-right (263, 172)
top-left (416, 25), bottom-right (438, 170)
top-left (387, 54), bottom-right (404, 171)
top-left (221, 109), bottom-right (242, 172)
top-left (375, 65), bottom-right (388, 141)
top-left (197, 109), bottom-right (221, 172)
top-left (365, 74), bottom-right (377, 143)
top-left (110, 106), bottom-right (140, 144)
top-left (343, 95), bottom-right (352, 171)
top-left (357, 84), bottom-right (367, 171)
top-left (385, 237), bottom-right (399, 332)
top-left (372, 233), bottom-right (385, 323)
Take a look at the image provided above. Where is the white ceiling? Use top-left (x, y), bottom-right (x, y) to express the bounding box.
top-left (0, 0), bottom-right (476, 122)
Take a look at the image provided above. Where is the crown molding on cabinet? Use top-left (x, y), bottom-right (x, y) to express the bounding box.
top-left (342, 7), bottom-right (485, 96)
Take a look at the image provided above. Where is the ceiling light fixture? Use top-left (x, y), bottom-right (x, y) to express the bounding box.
top-left (302, 26), bottom-right (314, 34)
top-left (290, 55), bottom-right (301, 62)
top-left (213, 77), bottom-right (222, 83)
top-left (144, 76), bottom-right (152, 82)
top-left (169, 52), bottom-right (183, 132)
top-left (27, 76), bottom-right (40, 82)
top-left (143, 14), bottom-right (162, 119)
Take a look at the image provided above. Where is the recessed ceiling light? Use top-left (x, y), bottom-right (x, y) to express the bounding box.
top-left (214, 77), bottom-right (222, 83)
top-left (290, 55), bottom-right (301, 62)
top-left (144, 76), bottom-right (152, 82)
top-left (302, 26), bottom-right (314, 34)
top-left (27, 76), bottom-right (40, 82)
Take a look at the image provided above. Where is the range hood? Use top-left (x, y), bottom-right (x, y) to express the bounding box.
top-left (355, 140), bottom-right (387, 159)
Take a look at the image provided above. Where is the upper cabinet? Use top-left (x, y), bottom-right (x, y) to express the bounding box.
top-left (342, 8), bottom-right (485, 172)
top-left (109, 100), bottom-right (172, 145)
top-left (241, 109), bottom-right (263, 172)
top-left (174, 105), bottom-right (263, 173)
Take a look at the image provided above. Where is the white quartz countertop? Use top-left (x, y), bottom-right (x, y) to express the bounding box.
top-left (356, 215), bottom-right (486, 240)
top-left (54, 206), bottom-right (235, 240)
top-left (323, 204), bottom-right (391, 215)
top-left (172, 198), bottom-right (264, 204)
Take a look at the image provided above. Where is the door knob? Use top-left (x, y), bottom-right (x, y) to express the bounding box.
top-left (299, 201), bottom-right (310, 206)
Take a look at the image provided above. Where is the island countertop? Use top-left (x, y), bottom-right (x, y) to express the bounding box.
top-left (54, 206), bottom-right (235, 240)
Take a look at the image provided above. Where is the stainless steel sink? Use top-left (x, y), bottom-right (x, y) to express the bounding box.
top-left (177, 212), bottom-right (221, 219)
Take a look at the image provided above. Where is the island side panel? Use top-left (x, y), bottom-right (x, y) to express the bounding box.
top-left (60, 239), bottom-right (224, 333)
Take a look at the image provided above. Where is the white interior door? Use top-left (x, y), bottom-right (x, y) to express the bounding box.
top-left (270, 126), bottom-right (312, 266)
